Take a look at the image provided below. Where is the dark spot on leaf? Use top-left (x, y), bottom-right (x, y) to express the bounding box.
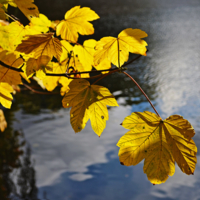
top-left (28, 7), bottom-right (35, 10)
top-left (78, 127), bottom-right (81, 130)
top-left (76, 54), bottom-right (78, 57)
top-left (101, 116), bottom-right (104, 119)
top-left (145, 150), bottom-right (147, 153)
top-left (143, 126), bottom-right (145, 129)
top-left (120, 162), bottom-right (124, 165)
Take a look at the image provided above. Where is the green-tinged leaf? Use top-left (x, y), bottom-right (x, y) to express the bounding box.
top-left (117, 111), bottom-right (197, 184)
top-left (62, 79), bottom-right (118, 136)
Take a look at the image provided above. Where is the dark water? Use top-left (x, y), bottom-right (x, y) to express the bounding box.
top-left (2, 0), bottom-right (200, 199)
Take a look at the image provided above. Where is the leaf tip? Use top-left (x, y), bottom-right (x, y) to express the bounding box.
top-left (120, 123), bottom-right (123, 126)
top-left (120, 162), bottom-right (124, 165)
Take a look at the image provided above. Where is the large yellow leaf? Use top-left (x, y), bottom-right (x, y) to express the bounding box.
top-left (16, 33), bottom-right (62, 61)
top-left (0, 82), bottom-right (13, 109)
top-left (0, 50), bottom-right (23, 85)
top-left (0, 21), bottom-right (39, 51)
top-left (56, 6), bottom-right (99, 43)
top-left (0, 109), bottom-right (7, 131)
top-left (94, 28), bottom-right (147, 67)
top-left (62, 79), bottom-right (118, 136)
top-left (117, 111), bottom-right (197, 184)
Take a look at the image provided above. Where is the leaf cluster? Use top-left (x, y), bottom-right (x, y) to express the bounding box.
top-left (0, 0), bottom-right (197, 185)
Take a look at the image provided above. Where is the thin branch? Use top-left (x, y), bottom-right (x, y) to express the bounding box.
top-left (0, 60), bottom-right (24, 72)
top-left (123, 71), bottom-right (162, 119)
top-left (23, 83), bottom-right (59, 95)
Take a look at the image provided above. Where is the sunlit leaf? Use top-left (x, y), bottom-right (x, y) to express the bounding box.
top-left (56, 6), bottom-right (99, 43)
top-left (62, 79), bottom-right (118, 136)
top-left (30, 14), bottom-right (51, 33)
top-left (0, 82), bottom-right (13, 109)
top-left (0, 21), bottom-right (39, 51)
top-left (0, 109), bottom-right (7, 131)
top-left (73, 39), bottom-right (97, 71)
top-left (117, 111), bottom-right (197, 184)
top-left (16, 33), bottom-right (62, 61)
top-left (94, 28), bottom-right (147, 67)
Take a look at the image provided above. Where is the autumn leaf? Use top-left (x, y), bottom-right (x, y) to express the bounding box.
top-left (56, 6), bottom-right (99, 43)
top-left (0, 82), bottom-right (13, 109)
top-left (94, 28), bottom-right (147, 67)
top-left (117, 111), bottom-right (197, 184)
top-left (30, 14), bottom-right (51, 33)
top-left (0, 3), bottom-right (6, 20)
top-left (0, 109), bottom-right (7, 131)
top-left (0, 50), bottom-right (23, 85)
top-left (73, 39), bottom-right (97, 71)
top-left (10, 0), bottom-right (39, 20)
top-left (0, 21), bottom-right (39, 51)
top-left (16, 33), bottom-right (62, 62)
top-left (25, 55), bottom-right (50, 78)
top-left (62, 79), bottom-right (118, 136)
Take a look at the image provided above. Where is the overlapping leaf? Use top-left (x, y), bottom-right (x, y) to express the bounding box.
top-left (30, 14), bottom-right (51, 33)
top-left (117, 111), bottom-right (197, 184)
top-left (7, 0), bottom-right (39, 20)
top-left (0, 21), bottom-right (40, 51)
top-left (56, 6), bottom-right (99, 43)
top-left (94, 28), bottom-right (147, 67)
top-left (16, 33), bottom-right (62, 61)
top-left (0, 50), bottom-right (23, 85)
top-left (62, 79), bottom-right (118, 136)
top-left (0, 82), bottom-right (13, 109)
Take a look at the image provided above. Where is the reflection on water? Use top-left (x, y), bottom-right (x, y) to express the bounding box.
top-left (3, 0), bottom-right (200, 199)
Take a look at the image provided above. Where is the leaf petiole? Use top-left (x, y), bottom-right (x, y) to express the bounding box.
top-left (123, 71), bottom-right (162, 119)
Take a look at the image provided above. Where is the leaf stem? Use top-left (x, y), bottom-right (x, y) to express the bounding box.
top-left (123, 71), bottom-right (162, 119)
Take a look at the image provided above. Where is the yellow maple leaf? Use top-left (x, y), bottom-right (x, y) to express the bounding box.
top-left (0, 21), bottom-right (40, 52)
top-left (0, 109), bottom-right (7, 131)
top-left (0, 50), bottom-right (23, 85)
top-left (0, 82), bottom-right (13, 109)
top-left (56, 6), bottom-right (99, 43)
top-left (30, 14), bottom-right (51, 33)
top-left (62, 79), bottom-right (118, 136)
top-left (117, 111), bottom-right (197, 184)
top-left (16, 33), bottom-right (62, 62)
top-left (73, 39), bottom-right (97, 71)
top-left (94, 28), bottom-right (148, 67)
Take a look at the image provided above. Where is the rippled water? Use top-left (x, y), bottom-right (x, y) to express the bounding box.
top-left (4, 0), bottom-right (200, 199)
